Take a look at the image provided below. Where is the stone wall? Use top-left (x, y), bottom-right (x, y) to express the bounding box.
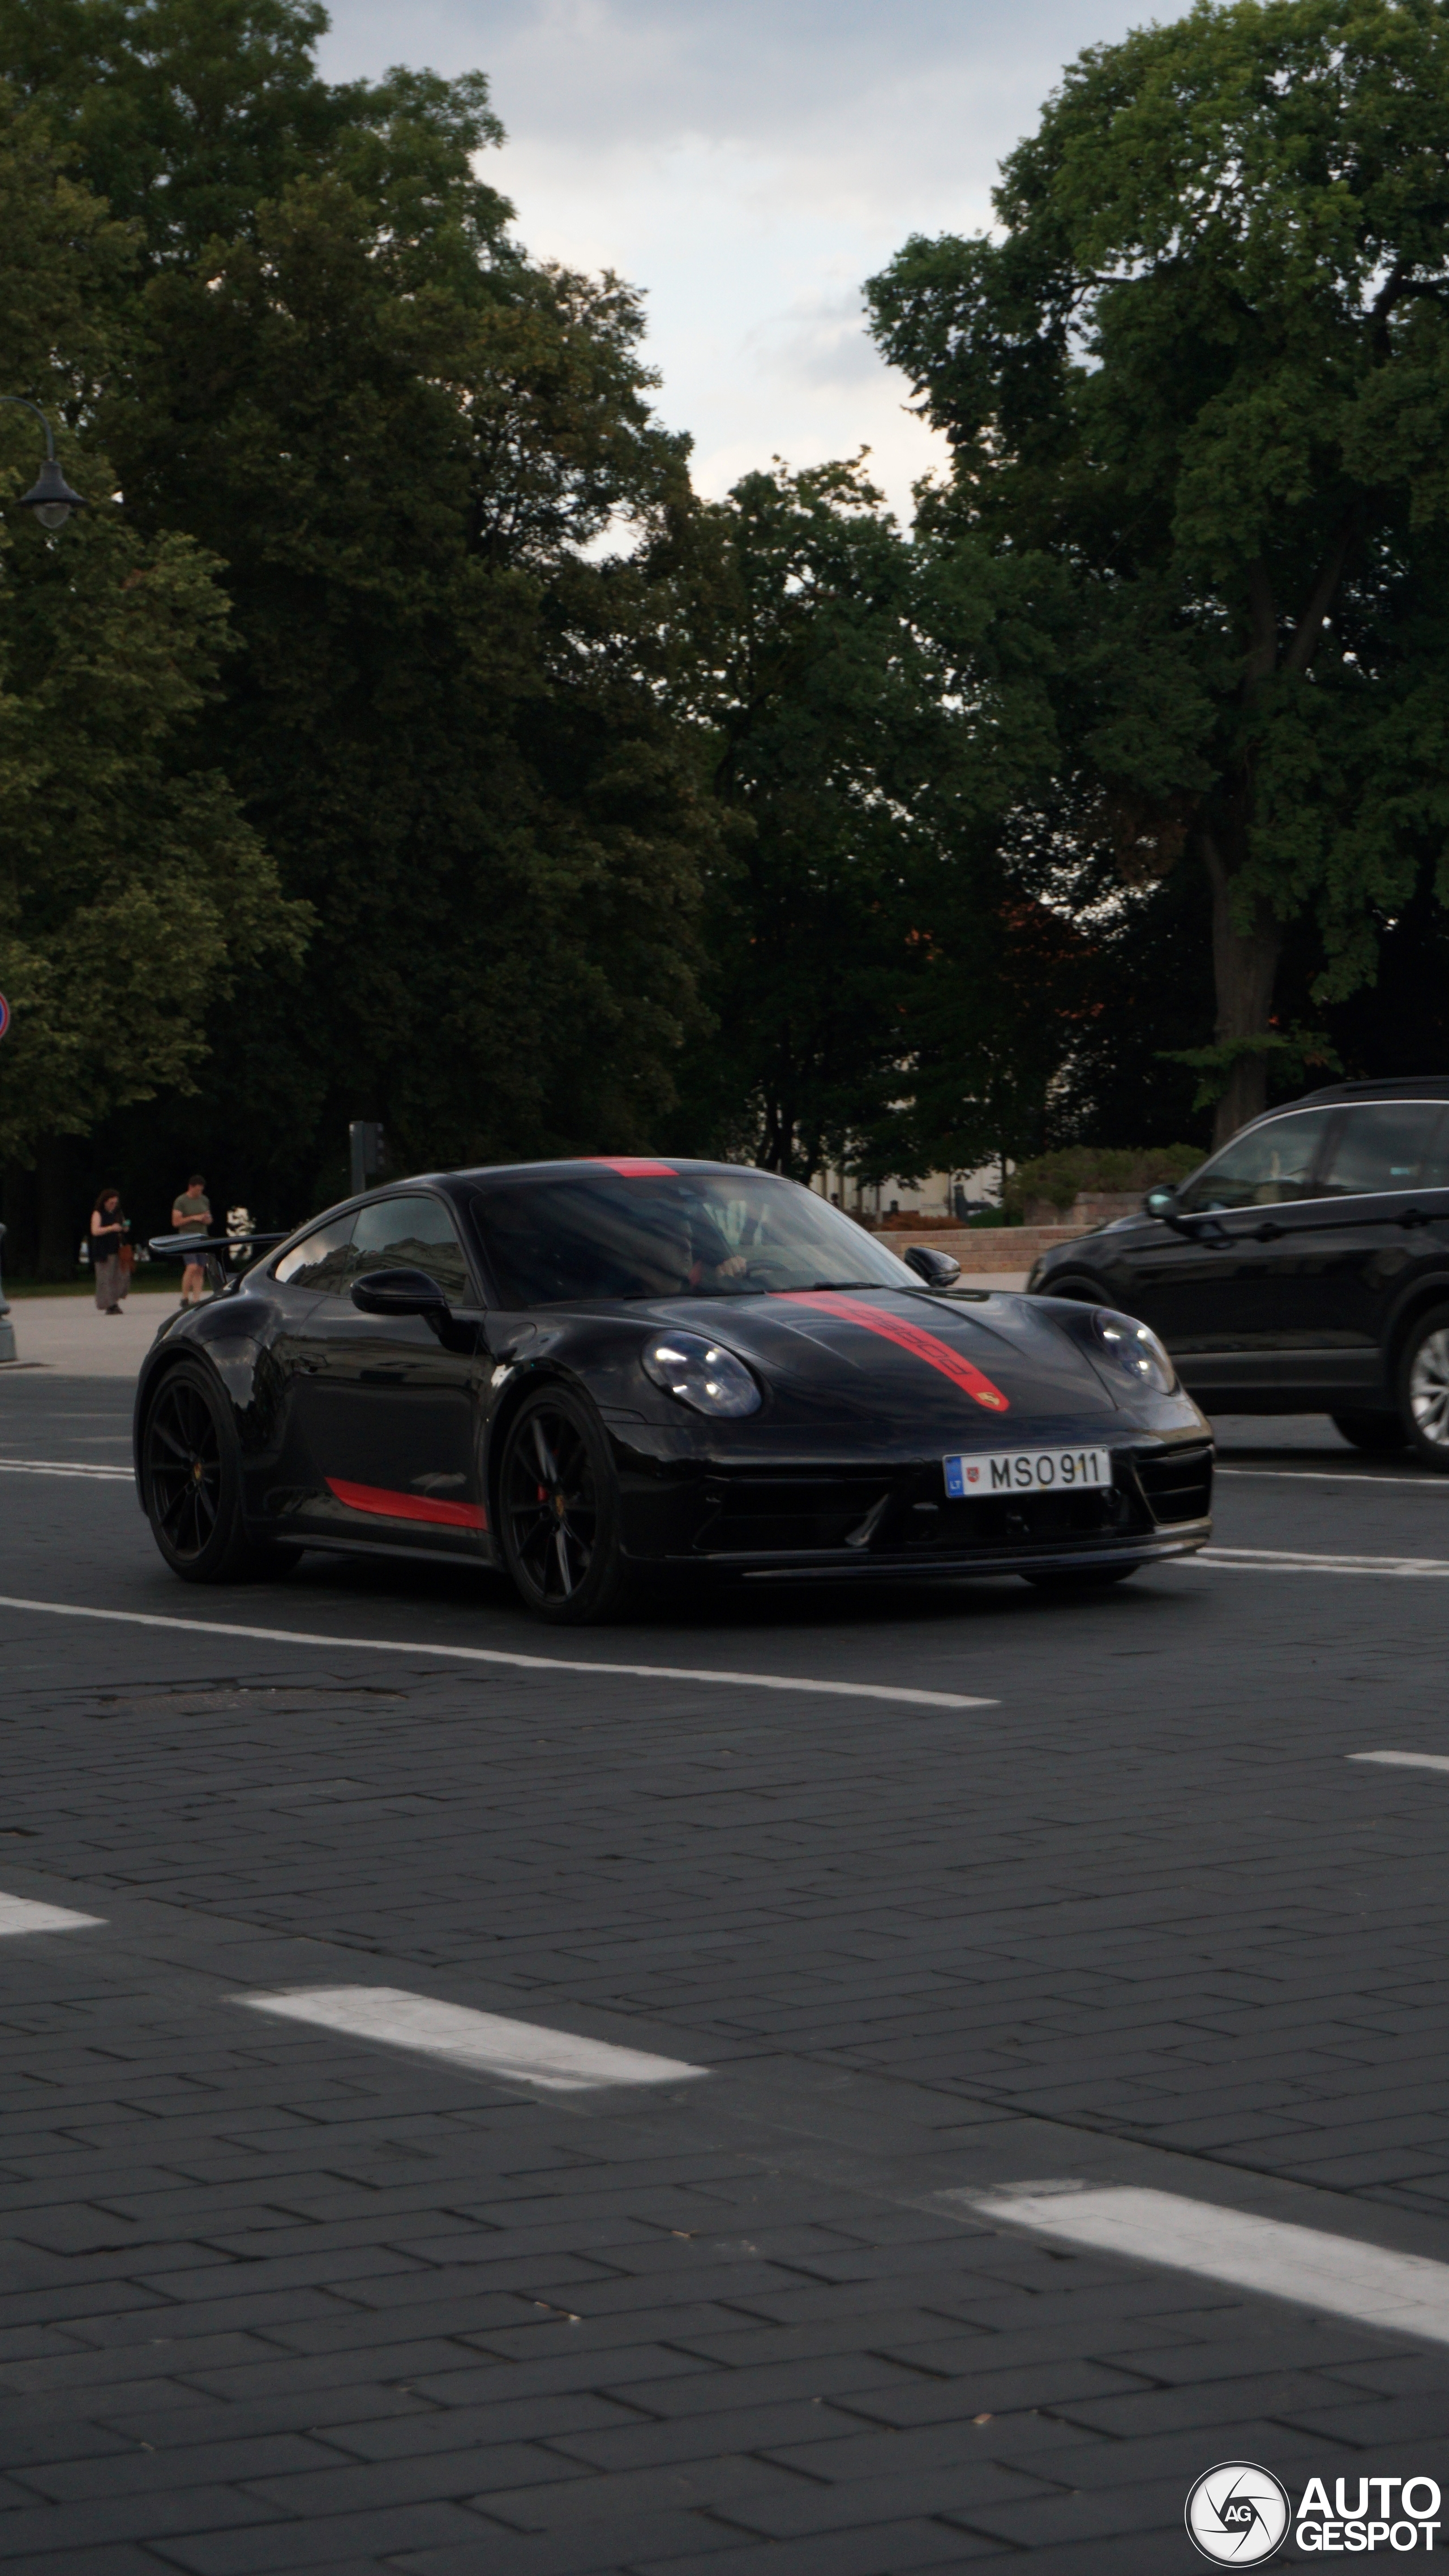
top-left (1019, 1190), bottom-right (1144, 1228)
top-left (889, 1223), bottom-right (1085, 1274)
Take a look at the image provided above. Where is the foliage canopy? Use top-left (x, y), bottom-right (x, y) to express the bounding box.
top-left (0, 83), bottom-right (302, 1166)
top-left (0, 0), bottom-right (719, 1227)
top-left (869, 0), bottom-right (1449, 1141)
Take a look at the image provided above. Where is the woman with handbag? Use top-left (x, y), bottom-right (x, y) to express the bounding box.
top-left (89, 1188), bottom-right (129, 1315)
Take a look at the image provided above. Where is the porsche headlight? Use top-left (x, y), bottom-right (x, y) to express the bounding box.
top-left (642, 1332), bottom-right (761, 1418)
top-left (1092, 1308), bottom-right (1177, 1395)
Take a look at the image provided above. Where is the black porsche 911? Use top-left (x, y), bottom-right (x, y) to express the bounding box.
top-left (134, 1158), bottom-right (1213, 1621)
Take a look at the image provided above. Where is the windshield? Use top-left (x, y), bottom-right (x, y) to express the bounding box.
top-left (471, 1169), bottom-right (919, 1306)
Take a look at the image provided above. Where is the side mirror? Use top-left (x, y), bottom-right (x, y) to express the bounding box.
top-left (1144, 1184), bottom-right (1179, 1219)
top-left (350, 1267), bottom-right (449, 1318)
top-left (903, 1244), bottom-right (962, 1287)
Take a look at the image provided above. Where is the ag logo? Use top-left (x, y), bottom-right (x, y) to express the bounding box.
top-left (1186, 2461), bottom-right (1291, 2563)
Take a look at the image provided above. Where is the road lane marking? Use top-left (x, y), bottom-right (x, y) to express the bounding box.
top-left (0, 1459), bottom-right (132, 1482)
top-left (1195, 1547), bottom-right (1449, 1576)
top-left (0, 1895), bottom-right (104, 1935)
top-left (959, 2184), bottom-right (1449, 2346)
top-left (1349, 1751), bottom-right (1449, 1774)
top-left (1218, 1466), bottom-right (1441, 1488)
top-left (0, 1596), bottom-right (994, 1709)
top-left (239, 1987), bottom-right (705, 2091)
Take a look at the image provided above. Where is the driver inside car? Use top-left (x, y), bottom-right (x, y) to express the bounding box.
top-left (635, 1201), bottom-right (749, 1296)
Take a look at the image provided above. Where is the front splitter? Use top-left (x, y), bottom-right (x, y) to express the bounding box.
top-left (644, 1523), bottom-right (1212, 1584)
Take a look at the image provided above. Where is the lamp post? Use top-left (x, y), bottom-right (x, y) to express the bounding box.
top-left (1, 397), bottom-right (85, 528)
top-left (0, 400), bottom-right (82, 1364)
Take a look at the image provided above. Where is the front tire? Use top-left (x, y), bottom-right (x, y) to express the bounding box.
top-left (1399, 1307), bottom-right (1449, 1473)
top-left (498, 1386), bottom-right (634, 1624)
top-left (1332, 1410), bottom-right (1407, 1454)
top-left (142, 1360), bottom-right (277, 1581)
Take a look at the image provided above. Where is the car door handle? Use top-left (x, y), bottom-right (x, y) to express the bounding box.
top-left (1401, 1207), bottom-right (1430, 1229)
top-left (1251, 1221), bottom-right (1283, 1241)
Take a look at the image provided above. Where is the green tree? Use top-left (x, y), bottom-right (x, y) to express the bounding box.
top-left (0, 89), bottom-right (302, 1240)
top-left (665, 459), bottom-right (937, 1182)
top-left (0, 499), bottom-right (306, 1167)
top-left (113, 166), bottom-right (708, 1187)
top-left (0, 0), bottom-right (384, 264)
top-left (663, 458), bottom-right (1079, 1187)
top-left (4, 5), bottom-right (718, 1208)
top-left (869, 0), bottom-right (1449, 1142)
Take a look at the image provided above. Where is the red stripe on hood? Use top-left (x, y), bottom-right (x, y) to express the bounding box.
top-left (777, 1293), bottom-right (1009, 1413)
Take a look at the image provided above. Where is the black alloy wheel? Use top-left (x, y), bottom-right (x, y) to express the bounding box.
top-left (1399, 1304), bottom-right (1449, 1474)
top-left (1331, 1411), bottom-right (1408, 1454)
top-left (143, 1361), bottom-right (285, 1581)
top-left (499, 1388), bottom-right (631, 1624)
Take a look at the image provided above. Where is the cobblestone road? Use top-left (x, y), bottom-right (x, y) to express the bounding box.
top-left (1, 1372), bottom-right (1447, 2570)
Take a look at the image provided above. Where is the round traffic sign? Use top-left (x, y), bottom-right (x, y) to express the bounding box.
top-left (0, 993), bottom-right (9, 1042)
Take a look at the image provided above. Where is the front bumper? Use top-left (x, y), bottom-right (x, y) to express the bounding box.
top-left (614, 1436), bottom-right (1213, 1578)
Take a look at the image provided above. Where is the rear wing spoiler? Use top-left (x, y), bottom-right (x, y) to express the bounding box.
top-left (147, 1231), bottom-right (289, 1263)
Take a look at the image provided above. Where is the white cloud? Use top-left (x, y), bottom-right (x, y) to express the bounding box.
top-left (319, 0), bottom-right (1184, 522)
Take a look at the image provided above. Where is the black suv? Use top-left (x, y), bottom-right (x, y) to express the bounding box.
top-left (1027, 1077), bottom-right (1449, 1466)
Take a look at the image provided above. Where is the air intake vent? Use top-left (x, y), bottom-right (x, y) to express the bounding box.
top-left (1136, 1443), bottom-right (1212, 1525)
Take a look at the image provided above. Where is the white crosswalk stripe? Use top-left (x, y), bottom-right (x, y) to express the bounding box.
top-left (960, 2183), bottom-right (1449, 2347)
top-left (239, 1987), bottom-right (706, 2091)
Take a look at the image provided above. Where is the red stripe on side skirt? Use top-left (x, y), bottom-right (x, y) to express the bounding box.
top-left (777, 1293), bottom-right (1010, 1413)
top-left (326, 1478), bottom-right (487, 1530)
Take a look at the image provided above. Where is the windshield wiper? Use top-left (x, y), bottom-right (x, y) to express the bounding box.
top-left (798, 1280), bottom-right (878, 1292)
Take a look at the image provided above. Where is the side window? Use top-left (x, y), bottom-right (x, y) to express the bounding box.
top-left (273, 1214), bottom-right (357, 1292)
top-left (350, 1196), bottom-right (472, 1305)
top-left (1177, 1109), bottom-right (1334, 1212)
top-left (1319, 1103), bottom-right (1448, 1197)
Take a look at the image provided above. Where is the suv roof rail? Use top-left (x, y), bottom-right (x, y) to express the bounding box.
top-left (1297, 1074), bottom-right (1449, 1102)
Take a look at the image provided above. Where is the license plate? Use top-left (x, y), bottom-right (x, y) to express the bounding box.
top-left (944, 1445), bottom-right (1113, 1497)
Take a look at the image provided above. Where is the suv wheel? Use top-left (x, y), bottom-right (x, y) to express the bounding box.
top-left (1398, 1306), bottom-right (1449, 1473)
top-left (1332, 1411), bottom-right (1408, 1455)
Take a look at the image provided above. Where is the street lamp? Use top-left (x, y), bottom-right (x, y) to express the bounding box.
top-left (1, 397), bottom-right (85, 529)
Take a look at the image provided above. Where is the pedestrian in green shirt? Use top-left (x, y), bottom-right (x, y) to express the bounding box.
top-left (172, 1174), bottom-right (212, 1306)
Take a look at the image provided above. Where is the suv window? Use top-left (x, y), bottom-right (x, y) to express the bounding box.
top-left (1177, 1109), bottom-right (1335, 1213)
top-left (273, 1213), bottom-right (357, 1292)
top-left (350, 1195), bottom-right (471, 1305)
top-left (1319, 1102), bottom-right (1449, 1196)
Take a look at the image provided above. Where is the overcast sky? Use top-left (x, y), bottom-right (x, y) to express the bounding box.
top-left (319, 0), bottom-right (1177, 524)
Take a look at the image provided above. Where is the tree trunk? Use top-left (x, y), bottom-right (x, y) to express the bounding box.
top-left (35, 1135), bottom-right (77, 1282)
top-left (1196, 536), bottom-right (1356, 1148)
top-left (1204, 833), bottom-right (1281, 1148)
